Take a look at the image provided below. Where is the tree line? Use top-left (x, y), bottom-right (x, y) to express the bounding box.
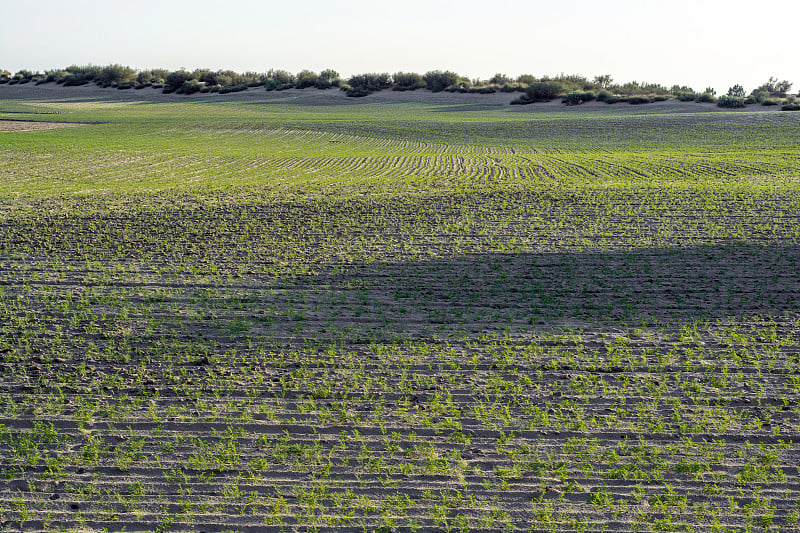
top-left (1, 65), bottom-right (797, 109)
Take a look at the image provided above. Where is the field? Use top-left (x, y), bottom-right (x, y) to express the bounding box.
top-left (1, 84), bottom-right (800, 532)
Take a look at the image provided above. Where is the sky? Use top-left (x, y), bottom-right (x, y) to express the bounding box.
top-left (1, 0), bottom-right (796, 94)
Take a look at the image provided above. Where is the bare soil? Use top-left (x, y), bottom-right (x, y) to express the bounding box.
top-left (0, 119), bottom-right (86, 132)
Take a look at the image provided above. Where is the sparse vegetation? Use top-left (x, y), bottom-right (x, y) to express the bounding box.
top-left (2, 85), bottom-right (800, 531)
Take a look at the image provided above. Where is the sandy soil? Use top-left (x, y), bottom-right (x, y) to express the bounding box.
top-left (0, 81), bottom-right (775, 114)
top-left (0, 119), bottom-right (87, 132)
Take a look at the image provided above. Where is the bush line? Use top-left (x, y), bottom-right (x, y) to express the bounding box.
top-left (1, 66), bottom-right (796, 107)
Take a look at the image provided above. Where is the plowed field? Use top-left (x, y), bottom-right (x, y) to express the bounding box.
top-left (1, 87), bottom-right (799, 532)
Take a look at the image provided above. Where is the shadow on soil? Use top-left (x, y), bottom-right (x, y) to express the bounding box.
top-left (288, 242), bottom-right (800, 337)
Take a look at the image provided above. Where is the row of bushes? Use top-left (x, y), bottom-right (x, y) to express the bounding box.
top-left (2, 66), bottom-right (797, 109)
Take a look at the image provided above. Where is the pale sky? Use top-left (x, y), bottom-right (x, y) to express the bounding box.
top-left (1, 0), bottom-right (796, 94)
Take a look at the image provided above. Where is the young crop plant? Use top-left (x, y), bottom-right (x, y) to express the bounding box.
top-left (2, 82), bottom-right (800, 532)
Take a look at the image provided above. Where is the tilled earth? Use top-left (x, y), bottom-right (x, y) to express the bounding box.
top-left (1, 189), bottom-right (799, 532)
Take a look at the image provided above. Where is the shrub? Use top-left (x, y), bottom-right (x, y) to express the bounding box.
top-left (677, 92), bottom-right (697, 101)
top-left (99, 64), bottom-right (136, 85)
top-left (42, 69), bottom-right (69, 84)
top-left (137, 69), bottom-right (166, 85)
top-left (593, 74), bottom-right (613, 89)
top-left (596, 89), bottom-right (620, 103)
top-left (392, 72), bottom-right (425, 91)
top-left (782, 103), bottom-right (800, 111)
top-left (499, 83), bottom-right (523, 93)
top-left (510, 95), bottom-right (534, 105)
top-left (164, 70), bottom-right (194, 92)
top-left (343, 85), bottom-right (371, 97)
top-left (524, 81), bottom-right (564, 101)
top-left (470, 85), bottom-right (497, 94)
top-left (727, 84), bottom-right (745, 98)
top-left (176, 80), bottom-right (204, 94)
top-left (264, 70), bottom-right (296, 91)
top-left (562, 90), bottom-right (596, 105)
top-left (295, 70), bottom-right (318, 89)
top-left (219, 84), bottom-right (248, 94)
top-left (695, 92), bottom-right (716, 103)
top-left (445, 81), bottom-right (472, 92)
top-left (314, 69), bottom-right (340, 89)
top-left (488, 73), bottom-right (512, 85)
top-left (627, 96), bottom-right (651, 105)
top-left (345, 73), bottom-right (391, 96)
top-left (423, 70), bottom-right (460, 92)
top-left (516, 74), bottom-right (536, 85)
top-left (761, 98), bottom-right (780, 106)
top-left (62, 75), bottom-right (90, 87)
top-left (64, 64), bottom-right (103, 81)
top-left (717, 95), bottom-right (745, 108)
top-left (752, 90), bottom-right (771, 103)
top-left (753, 76), bottom-right (793, 98)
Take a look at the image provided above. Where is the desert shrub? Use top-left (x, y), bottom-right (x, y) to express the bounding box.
top-left (596, 89), bottom-right (620, 103)
top-left (164, 70), bottom-right (194, 92)
top-left (219, 84), bottom-right (248, 94)
top-left (423, 70), bottom-right (460, 92)
top-left (65, 64), bottom-right (103, 81)
top-left (444, 80), bottom-right (472, 92)
top-left (115, 82), bottom-right (134, 90)
top-left (42, 69), bottom-right (69, 84)
top-left (562, 90), bottom-right (596, 105)
top-left (510, 96), bottom-right (533, 105)
top-left (782, 103), bottom-right (800, 111)
top-left (516, 74), bottom-right (536, 85)
top-left (342, 85), bottom-right (370, 97)
top-left (751, 90), bottom-right (771, 103)
top-left (761, 98), bottom-right (780, 106)
top-left (176, 80), bottom-right (204, 94)
top-left (753, 77), bottom-right (793, 98)
top-left (717, 95), bottom-right (745, 108)
top-left (62, 75), bottom-right (90, 87)
top-left (488, 73), bottom-right (512, 85)
top-left (295, 70), bottom-right (319, 89)
top-left (695, 92), bottom-right (716, 103)
top-left (314, 69), bottom-right (340, 89)
top-left (652, 95), bottom-right (670, 102)
top-left (593, 74), bottom-right (613, 89)
top-left (13, 70), bottom-right (35, 82)
top-left (499, 83), bottom-right (523, 93)
top-left (264, 70), bottom-right (296, 91)
top-left (627, 96), bottom-right (651, 105)
top-left (345, 73), bottom-right (391, 96)
top-left (613, 80), bottom-right (668, 97)
top-left (677, 92), bottom-right (697, 101)
top-left (525, 81), bottom-right (564, 101)
top-left (727, 84), bottom-right (745, 98)
top-left (670, 84), bottom-right (694, 95)
top-left (392, 72), bottom-right (425, 91)
top-left (547, 73), bottom-right (592, 92)
top-left (137, 70), bottom-right (155, 84)
top-left (98, 64), bottom-right (136, 85)
top-left (194, 70), bottom-right (221, 85)
top-left (469, 85), bottom-right (497, 94)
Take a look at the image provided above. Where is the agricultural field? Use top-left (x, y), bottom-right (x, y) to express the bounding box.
top-left (1, 84), bottom-right (800, 532)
